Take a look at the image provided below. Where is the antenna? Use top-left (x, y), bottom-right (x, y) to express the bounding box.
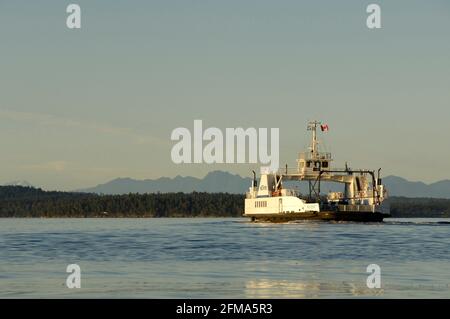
top-left (307, 120), bottom-right (321, 157)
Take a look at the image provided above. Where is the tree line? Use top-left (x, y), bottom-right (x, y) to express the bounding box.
top-left (0, 186), bottom-right (243, 218)
top-left (0, 186), bottom-right (449, 218)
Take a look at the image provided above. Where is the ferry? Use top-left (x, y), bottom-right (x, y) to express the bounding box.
top-left (244, 121), bottom-right (390, 222)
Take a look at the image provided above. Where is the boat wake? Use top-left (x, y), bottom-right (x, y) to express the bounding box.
top-left (384, 219), bottom-right (450, 226)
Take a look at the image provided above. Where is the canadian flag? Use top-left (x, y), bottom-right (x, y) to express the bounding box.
top-left (320, 124), bottom-right (329, 132)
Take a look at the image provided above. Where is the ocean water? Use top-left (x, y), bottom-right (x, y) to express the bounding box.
top-left (0, 218), bottom-right (449, 298)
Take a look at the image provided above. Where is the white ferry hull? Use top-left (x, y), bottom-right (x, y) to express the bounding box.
top-left (244, 197), bottom-right (391, 222)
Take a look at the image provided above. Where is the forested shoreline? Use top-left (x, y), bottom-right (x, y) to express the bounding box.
top-left (0, 186), bottom-right (449, 218)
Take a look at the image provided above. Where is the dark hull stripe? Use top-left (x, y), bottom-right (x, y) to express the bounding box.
top-left (245, 211), bottom-right (390, 223)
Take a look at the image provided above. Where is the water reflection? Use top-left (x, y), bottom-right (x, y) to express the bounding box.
top-left (245, 279), bottom-right (385, 298)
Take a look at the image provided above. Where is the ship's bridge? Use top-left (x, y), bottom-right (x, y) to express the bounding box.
top-left (297, 151), bottom-right (333, 176)
top-left (293, 120), bottom-right (334, 177)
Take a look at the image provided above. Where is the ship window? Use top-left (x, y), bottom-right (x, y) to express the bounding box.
top-left (322, 161), bottom-right (328, 168)
top-left (256, 201), bottom-right (267, 208)
top-left (356, 177), bottom-right (361, 191)
top-left (306, 161), bottom-right (311, 168)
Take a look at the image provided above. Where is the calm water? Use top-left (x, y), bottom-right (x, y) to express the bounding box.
top-left (0, 218), bottom-right (449, 298)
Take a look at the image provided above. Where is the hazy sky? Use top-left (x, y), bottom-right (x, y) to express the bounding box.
top-left (1, 1), bottom-right (449, 190)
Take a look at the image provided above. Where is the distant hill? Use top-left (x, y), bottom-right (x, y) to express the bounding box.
top-left (77, 171), bottom-right (450, 199)
top-left (0, 186), bottom-right (243, 218)
top-left (0, 185), bottom-right (89, 201)
top-left (3, 180), bottom-right (34, 187)
top-left (77, 171), bottom-right (253, 194)
top-left (382, 176), bottom-right (450, 198)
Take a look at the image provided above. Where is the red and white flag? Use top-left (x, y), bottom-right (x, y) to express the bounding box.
top-left (320, 124), bottom-right (329, 132)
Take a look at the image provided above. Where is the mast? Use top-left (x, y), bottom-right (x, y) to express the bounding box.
top-left (307, 120), bottom-right (321, 157)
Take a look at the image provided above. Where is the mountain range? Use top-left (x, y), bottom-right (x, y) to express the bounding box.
top-left (76, 171), bottom-right (450, 199)
top-left (78, 171), bottom-right (252, 194)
